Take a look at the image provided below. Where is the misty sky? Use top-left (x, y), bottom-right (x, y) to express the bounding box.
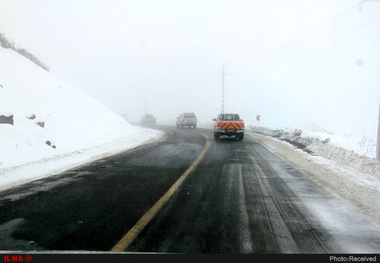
top-left (1, 0), bottom-right (380, 137)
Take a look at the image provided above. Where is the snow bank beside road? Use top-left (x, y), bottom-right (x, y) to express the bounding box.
top-left (0, 129), bottom-right (163, 191)
top-left (0, 43), bottom-right (164, 191)
top-left (249, 125), bottom-right (380, 177)
top-left (246, 126), bottom-right (380, 227)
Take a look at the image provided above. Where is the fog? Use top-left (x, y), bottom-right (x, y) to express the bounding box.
top-left (1, 0), bottom-right (380, 137)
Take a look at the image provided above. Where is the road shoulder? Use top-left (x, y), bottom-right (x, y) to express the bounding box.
top-left (246, 131), bottom-right (380, 227)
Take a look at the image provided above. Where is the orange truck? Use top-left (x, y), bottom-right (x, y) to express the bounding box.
top-left (213, 113), bottom-right (245, 141)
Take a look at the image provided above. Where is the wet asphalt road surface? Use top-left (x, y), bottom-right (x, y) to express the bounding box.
top-left (0, 125), bottom-right (379, 253)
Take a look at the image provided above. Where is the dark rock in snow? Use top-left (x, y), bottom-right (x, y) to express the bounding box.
top-left (36, 121), bottom-right (45, 128)
top-left (0, 115), bottom-right (14, 125)
top-left (26, 114), bottom-right (36, 120)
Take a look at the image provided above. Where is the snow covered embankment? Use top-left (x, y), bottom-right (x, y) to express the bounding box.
top-left (247, 125), bottom-right (380, 227)
top-left (249, 125), bottom-right (380, 177)
top-left (0, 38), bottom-right (163, 191)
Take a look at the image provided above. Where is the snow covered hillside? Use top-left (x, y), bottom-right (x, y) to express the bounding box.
top-left (0, 43), bottom-right (162, 190)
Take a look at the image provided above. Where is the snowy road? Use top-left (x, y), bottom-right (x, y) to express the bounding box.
top-left (0, 126), bottom-right (379, 253)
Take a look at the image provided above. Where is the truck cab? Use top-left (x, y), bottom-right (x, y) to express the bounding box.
top-left (213, 113), bottom-right (245, 141)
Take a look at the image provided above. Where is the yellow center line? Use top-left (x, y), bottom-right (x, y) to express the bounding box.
top-left (111, 132), bottom-right (210, 252)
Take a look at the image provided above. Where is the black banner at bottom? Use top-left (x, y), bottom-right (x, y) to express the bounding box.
top-left (0, 253), bottom-right (378, 263)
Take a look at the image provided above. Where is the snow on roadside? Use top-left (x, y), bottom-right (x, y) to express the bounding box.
top-left (0, 43), bottom-right (165, 191)
top-left (246, 125), bottom-right (380, 226)
top-left (249, 124), bottom-right (380, 177)
top-left (0, 127), bottom-right (163, 192)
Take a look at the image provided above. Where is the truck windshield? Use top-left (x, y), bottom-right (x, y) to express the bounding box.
top-left (185, 113), bottom-right (196, 118)
top-left (219, 114), bottom-right (239, 121)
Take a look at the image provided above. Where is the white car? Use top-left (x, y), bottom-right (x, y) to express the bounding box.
top-left (176, 113), bottom-right (197, 128)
